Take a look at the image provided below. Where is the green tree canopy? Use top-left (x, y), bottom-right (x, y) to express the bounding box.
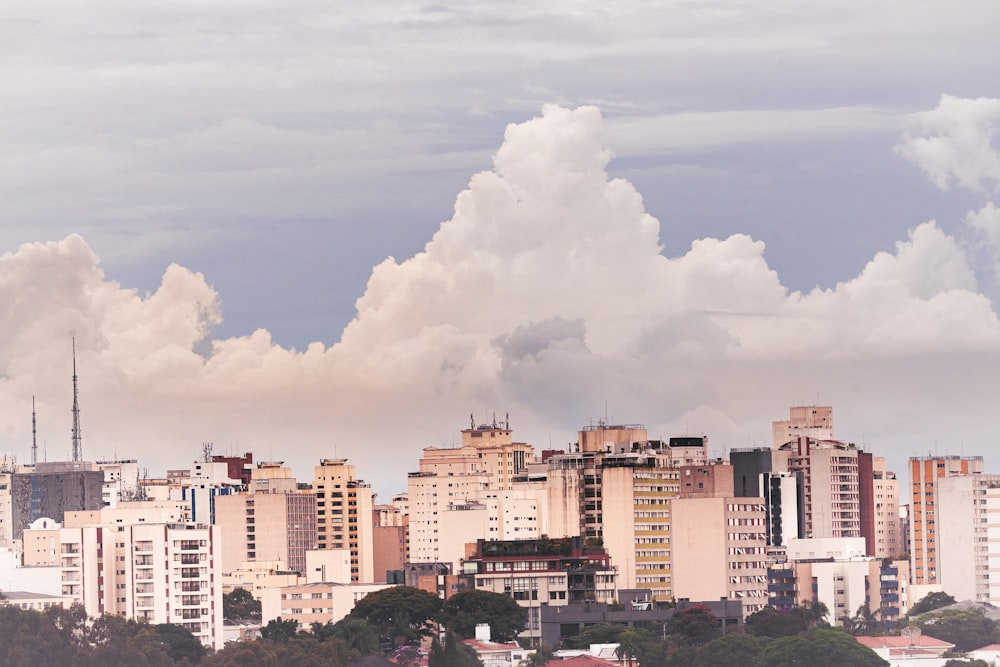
top-left (753, 628), bottom-right (889, 667)
top-left (910, 592), bottom-right (957, 617)
top-left (439, 589), bottom-right (526, 642)
top-left (666, 606), bottom-right (720, 646)
top-left (261, 617), bottom-right (300, 644)
top-left (693, 632), bottom-right (763, 667)
top-left (223, 587), bottom-right (262, 621)
top-left (428, 630), bottom-right (481, 667)
top-left (915, 608), bottom-right (1000, 652)
top-left (746, 607), bottom-right (811, 638)
top-left (154, 623), bottom-right (207, 664)
top-left (349, 586), bottom-right (443, 645)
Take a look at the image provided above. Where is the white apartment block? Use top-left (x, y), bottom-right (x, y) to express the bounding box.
top-left (23, 514), bottom-right (224, 650)
top-left (937, 473), bottom-right (1000, 604)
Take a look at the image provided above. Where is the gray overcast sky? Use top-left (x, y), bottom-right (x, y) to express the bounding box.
top-left (2, 1), bottom-right (1000, 493)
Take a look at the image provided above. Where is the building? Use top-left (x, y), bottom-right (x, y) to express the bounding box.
top-left (909, 455), bottom-right (985, 585)
top-left (407, 421), bottom-right (537, 568)
top-left (174, 460), bottom-right (244, 524)
top-left (3, 462), bottom-right (105, 542)
top-left (214, 491), bottom-right (317, 575)
top-left (871, 458), bottom-right (900, 559)
top-left (461, 537), bottom-right (617, 644)
top-left (771, 537), bottom-right (909, 628)
top-left (313, 459), bottom-right (374, 582)
top-left (761, 471), bottom-right (803, 547)
top-left (539, 598), bottom-right (744, 649)
top-left (259, 581), bottom-right (393, 629)
top-left (23, 513), bottom-right (225, 650)
top-left (772, 406), bottom-right (834, 447)
top-left (936, 473), bottom-right (1000, 603)
top-left (670, 494), bottom-right (769, 616)
top-left (777, 437), bottom-right (863, 540)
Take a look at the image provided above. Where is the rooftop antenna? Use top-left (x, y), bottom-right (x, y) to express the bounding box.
top-left (71, 337), bottom-right (83, 462)
top-left (31, 396), bottom-right (38, 466)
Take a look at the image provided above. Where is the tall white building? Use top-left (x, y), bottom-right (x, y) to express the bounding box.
top-left (23, 510), bottom-right (224, 650)
top-left (937, 474), bottom-right (1000, 604)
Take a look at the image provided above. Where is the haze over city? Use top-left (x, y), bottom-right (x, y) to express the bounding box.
top-left (3, 2), bottom-right (1000, 495)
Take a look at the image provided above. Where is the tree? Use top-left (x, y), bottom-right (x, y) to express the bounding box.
top-left (261, 617), bottom-right (300, 644)
top-left (693, 633), bottom-right (762, 667)
top-left (522, 642), bottom-right (554, 666)
top-left (915, 608), bottom-right (1000, 652)
top-left (910, 592), bottom-right (957, 617)
top-left (223, 587), bottom-right (262, 621)
top-left (440, 589), bottom-right (527, 642)
top-left (329, 617), bottom-right (379, 655)
top-left (615, 629), bottom-right (644, 667)
top-left (349, 586), bottom-right (443, 645)
top-left (842, 603), bottom-right (883, 636)
top-left (153, 623), bottom-right (207, 664)
top-left (666, 606), bottom-right (719, 646)
top-left (428, 630), bottom-right (481, 667)
top-left (563, 623), bottom-right (631, 649)
top-left (944, 660), bottom-right (990, 667)
top-left (746, 607), bottom-right (810, 638)
top-left (753, 628), bottom-right (889, 667)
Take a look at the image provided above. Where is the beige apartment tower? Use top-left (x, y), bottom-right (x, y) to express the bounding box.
top-left (313, 459), bottom-right (374, 583)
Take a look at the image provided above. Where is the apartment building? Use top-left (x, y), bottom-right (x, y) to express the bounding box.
top-left (461, 537), bottom-right (617, 644)
top-left (313, 459), bottom-right (374, 582)
top-left (772, 406), bottom-right (834, 447)
top-left (909, 455), bottom-right (985, 585)
top-left (214, 491), bottom-right (317, 574)
top-left (671, 488), bottom-right (769, 616)
top-left (872, 457), bottom-right (900, 559)
top-left (777, 437), bottom-right (863, 540)
top-left (937, 473), bottom-right (1000, 603)
top-left (24, 512), bottom-right (224, 650)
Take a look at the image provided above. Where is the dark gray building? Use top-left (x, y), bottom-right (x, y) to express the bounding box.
top-left (11, 462), bottom-right (104, 539)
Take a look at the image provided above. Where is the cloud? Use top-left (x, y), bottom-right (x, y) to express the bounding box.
top-left (4, 103), bottom-right (1000, 492)
top-left (897, 94), bottom-right (1000, 194)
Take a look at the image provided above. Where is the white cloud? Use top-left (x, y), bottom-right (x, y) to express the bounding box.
top-left (897, 94), bottom-right (1000, 194)
top-left (4, 104), bottom-right (1000, 492)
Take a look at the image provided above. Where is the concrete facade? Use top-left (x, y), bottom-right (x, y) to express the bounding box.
top-left (313, 459), bottom-right (374, 583)
top-left (909, 455), bottom-right (985, 585)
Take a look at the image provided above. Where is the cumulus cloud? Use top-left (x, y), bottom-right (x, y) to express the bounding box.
top-left (897, 94), bottom-right (1000, 194)
top-left (4, 103), bottom-right (1000, 491)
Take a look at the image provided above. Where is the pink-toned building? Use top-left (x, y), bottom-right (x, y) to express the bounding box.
top-left (214, 491), bottom-right (317, 575)
top-left (670, 496), bottom-right (769, 616)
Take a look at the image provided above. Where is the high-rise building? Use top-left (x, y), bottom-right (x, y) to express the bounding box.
top-left (313, 459), bottom-right (374, 582)
top-left (772, 406), bottom-right (833, 447)
top-left (872, 457), bottom-right (900, 559)
top-left (23, 511), bottom-right (224, 650)
top-left (407, 421), bottom-right (538, 567)
top-left (936, 473), bottom-right (1000, 603)
top-left (214, 491), bottom-right (317, 575)
top-left (777, 437), bottom-right (863, 540)
top-left (671, 495), bottom-right (769, 616)
top-left (909, 455), bottom-right (985, 585)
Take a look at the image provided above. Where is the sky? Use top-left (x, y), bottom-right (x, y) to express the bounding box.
top-left (2, 2), bottom-right (1000, 496)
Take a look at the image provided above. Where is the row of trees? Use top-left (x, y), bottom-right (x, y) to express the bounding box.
top-left (0, 604), bottom-right (206, 666)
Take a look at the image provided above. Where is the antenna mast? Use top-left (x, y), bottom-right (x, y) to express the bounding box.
top-left (31, 396), bottom-right (38, 466)
top-left (71, 337), bottom-right (82, 462)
